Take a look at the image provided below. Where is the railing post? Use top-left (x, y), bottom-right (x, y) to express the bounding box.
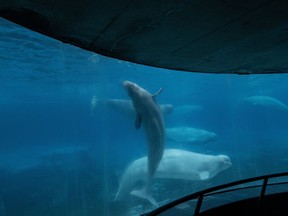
top-left (259, 178), bottom-right (268, 204)
top-left (194, 194), bottom-right (204, 216)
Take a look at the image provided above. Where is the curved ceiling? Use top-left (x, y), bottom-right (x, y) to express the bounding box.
top-left (1, 0), bottom-right (288, 74)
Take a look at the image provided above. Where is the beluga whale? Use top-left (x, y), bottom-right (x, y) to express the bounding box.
top-left (166, 127), bottom-right (217, 144)
top-left (115, 149), bottom-right (232, 202)
top-left (123, 80), bottom-right (165, 206)
top-left (243, 96), bottom-right (288, 112)
top-left (90, 96), bottom-right (174, 117)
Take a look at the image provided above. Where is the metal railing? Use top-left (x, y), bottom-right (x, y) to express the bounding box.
top-left (142, 171), bottom-right (288, 216)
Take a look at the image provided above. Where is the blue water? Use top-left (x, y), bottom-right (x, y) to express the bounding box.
top-left (1, 17), bottom-right (288, 215)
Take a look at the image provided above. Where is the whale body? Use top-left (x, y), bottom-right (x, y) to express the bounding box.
top-left (243, 96), bottom-right (288, 112)
top-left (166, 127), bottom-right (217, 144)
top-left (115, 149), bottom-right (232, 203)
top-left (173, 104), bottom-right (202, 115)
top-left (91, 96), bottom-right (173, 117)
top-left (123, 81), bottom-right (165, 206)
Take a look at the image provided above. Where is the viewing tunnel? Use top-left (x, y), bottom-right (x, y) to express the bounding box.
top-left (1, 0), bottom-right (288, 215)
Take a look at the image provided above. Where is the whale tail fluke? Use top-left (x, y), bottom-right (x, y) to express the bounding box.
top-left (131, 189), bottom-right (158, 207)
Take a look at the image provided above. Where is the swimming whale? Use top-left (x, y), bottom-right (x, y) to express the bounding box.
top-left (123, 80), bottom-right (165, 206)
top-left (173, 104), bottom-right (203, 115)
top-left (115, 149), bottom-right (232, 204)
top-left (91, 96), bottom-right (174, 117)
top-left (243, 96), bottom-right (288, 112)
top-left (166, 127), bottom-right (217, 144)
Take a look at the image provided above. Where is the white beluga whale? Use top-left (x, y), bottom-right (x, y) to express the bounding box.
top-left (91, 96), bottom-right (173, 117)
top-left (243, 96), bottom-right (288, 112)
top-left (123, 81), bottom-right (165, 206)
top-left (166, 127), bottom-right (217, 144)
top-left (115, 149), bottom-right (232, 204)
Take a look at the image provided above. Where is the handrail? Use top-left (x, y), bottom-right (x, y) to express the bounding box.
top-left (205, 181), bottom-right (288, 197)
top-left (142, 171), bottom-right (288, 216)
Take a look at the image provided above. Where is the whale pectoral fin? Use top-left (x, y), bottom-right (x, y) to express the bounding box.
top-left (131, 189), bottom-right (158, 207)
top-left (199, 171), bottom-right (210, 180)
top-left (135, 113), bottom-right (142, 129)
top-left (152, 88), bottom-right (162, 100)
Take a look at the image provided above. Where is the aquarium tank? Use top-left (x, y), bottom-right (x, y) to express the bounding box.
top-left (1, 17), bottom-right (288, 216)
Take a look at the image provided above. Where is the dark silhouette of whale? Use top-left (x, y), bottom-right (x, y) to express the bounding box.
top-left (123, 80), bottom-right (165, 206)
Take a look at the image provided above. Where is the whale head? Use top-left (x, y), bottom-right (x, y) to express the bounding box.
top-left (123, 80), bottom-right (150, 100)
top-left (217, 155), bottom-right (232, 171)
top-left (123, 80), bottom-right (136, 89)
top-left (123, 80), bottom-right (141, 97)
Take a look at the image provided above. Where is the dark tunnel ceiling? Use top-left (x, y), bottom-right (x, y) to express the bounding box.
top-left (1, 0), bottom-right (288, 74)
